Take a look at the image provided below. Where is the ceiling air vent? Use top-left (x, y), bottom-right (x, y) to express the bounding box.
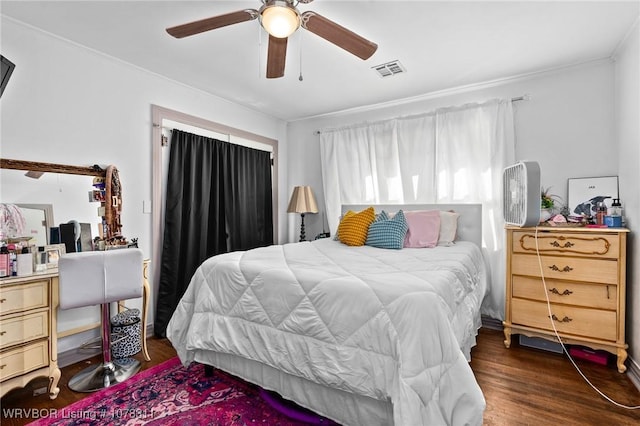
top-left (372, 60), bottom-right (406, 78)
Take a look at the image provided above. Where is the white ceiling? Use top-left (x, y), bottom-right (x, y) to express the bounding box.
top-left (2, 1), bottom-right (638, 121)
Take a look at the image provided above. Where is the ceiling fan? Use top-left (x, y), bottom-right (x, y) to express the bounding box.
top-left (166, 0), bottom-right (378, 79)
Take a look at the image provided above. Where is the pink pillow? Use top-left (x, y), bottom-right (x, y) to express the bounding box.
top-left (403, 210), bottom-right (441, 248)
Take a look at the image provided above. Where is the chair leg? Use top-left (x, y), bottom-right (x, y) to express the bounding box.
top-left (68, 303), bottom-right (141, 392)
top-left (141, 273), bottom-right (151, 361)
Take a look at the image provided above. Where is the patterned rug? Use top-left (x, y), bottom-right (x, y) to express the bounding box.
top-left (29, 357), bottom-right (338, 426)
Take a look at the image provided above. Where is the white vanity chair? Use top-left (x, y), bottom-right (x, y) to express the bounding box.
top-left (58, 248), bottom-right (144, 392)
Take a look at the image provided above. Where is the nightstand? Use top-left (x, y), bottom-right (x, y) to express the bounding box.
top-left (503, 226), bottom-right (629, 373)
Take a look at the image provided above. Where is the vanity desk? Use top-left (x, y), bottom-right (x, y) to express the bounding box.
top-left (1, 159), bottom-right (149, 398)
top-left (0, 271), bottom-right (61, 399)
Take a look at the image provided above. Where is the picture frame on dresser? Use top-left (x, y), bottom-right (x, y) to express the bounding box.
top-left (567, 176), bottom-right (619, 217)
top-left (44, 244), bottom-right (66, 268)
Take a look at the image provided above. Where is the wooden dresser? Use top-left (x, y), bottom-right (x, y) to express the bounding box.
top-left (503, 226), bottom-right (629, 372)
top-left (0, 272), bottom-right (61, 399)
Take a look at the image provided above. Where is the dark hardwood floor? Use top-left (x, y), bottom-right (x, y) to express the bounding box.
top-left (2, 329), bottom-right (639, 425)
top-left (1, 337), bottom-right (177, 426)
top-left (472, 329), bottom-right (639, 425)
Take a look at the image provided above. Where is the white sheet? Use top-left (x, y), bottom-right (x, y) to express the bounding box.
top-left (167, 238), bottom-right (487, 425)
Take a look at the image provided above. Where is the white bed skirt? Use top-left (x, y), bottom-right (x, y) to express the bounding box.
top-left (194, 349), bottom-right (393, 426)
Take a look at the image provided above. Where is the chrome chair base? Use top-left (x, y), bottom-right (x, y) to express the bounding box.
top-left (68, 357), bottom-right (141, 392)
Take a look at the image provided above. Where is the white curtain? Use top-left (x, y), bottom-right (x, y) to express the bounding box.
top-left (319, 99), bottom-right (515, 319)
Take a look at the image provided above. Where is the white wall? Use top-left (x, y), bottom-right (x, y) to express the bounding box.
top-left (287, 60), bottom-right (617, 241)
top-left (0, 18), bottom-right (288, 354)
top-left (615, 18), bottom-right (640, 377)
top-left (288, 51), bottom-right (640, 378)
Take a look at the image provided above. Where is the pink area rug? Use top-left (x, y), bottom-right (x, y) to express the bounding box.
top-left (28, 357), bottom-right (337, 425)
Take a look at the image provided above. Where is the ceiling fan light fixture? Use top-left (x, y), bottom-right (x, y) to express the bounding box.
top-left (260, 1), bottom-right (300, 38)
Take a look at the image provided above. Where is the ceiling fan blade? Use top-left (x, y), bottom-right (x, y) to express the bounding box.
top-left (266, 35), bottom-right (287, 79)
top-left (301, 11), bottom-right (378, 60)
top-left (166, 9), bottom-right (258, 38)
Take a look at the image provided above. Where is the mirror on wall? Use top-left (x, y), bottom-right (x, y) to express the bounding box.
top-left (0, 168), bottom-right (100, 248)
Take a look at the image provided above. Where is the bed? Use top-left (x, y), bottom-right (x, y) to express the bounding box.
top-left (167, 203), bottom-right (488, 425)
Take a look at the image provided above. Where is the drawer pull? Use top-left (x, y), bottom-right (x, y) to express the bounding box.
top-left (549, 288), bottom-right (573, 296)
top-left (0, 298), bottom-right (5, 303)
top-left (550, 240), bottom-right (574, 249)
top-left (549, 264), bottom-right (573, 273)
top-left (549, 314), bottom-right (573, 323)
top-left (0, 330), bottom-right (5, 336)
top-left (0, 364), bottom-right (5, 369)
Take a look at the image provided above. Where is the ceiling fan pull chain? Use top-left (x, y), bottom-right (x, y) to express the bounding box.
top-left (258, 21), bottom-right (263, 78)
top-left (299, 30), bottom-right (304, 82)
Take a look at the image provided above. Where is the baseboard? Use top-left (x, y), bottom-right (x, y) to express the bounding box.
top-left (627, 356), bottom-right (640, 392)
top-left (58, 323), bottom-right (154, 368)
top-left (58, 347), bottom-right (101, 368)
top-left (481, 315), bottom-right (503, 331)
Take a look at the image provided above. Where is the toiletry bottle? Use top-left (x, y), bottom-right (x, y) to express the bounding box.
top-left (595, 201), bottom-right (607, 225)
top-left (0, 245), bottom-right (9, 277)
top-left (608, 198), bottom-right (623, 227)
top-left (7, 243), bottom-right (17, 276)
top-left (610, 199), bottom-right (622, 216)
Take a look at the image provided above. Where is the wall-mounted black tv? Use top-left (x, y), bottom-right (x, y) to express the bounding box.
top-left (0, 55), bottom-right (16, 98)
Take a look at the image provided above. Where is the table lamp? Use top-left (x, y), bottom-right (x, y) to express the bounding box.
top-left (287, 186), bottom-right (318, 242)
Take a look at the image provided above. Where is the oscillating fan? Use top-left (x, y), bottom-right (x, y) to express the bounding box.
top-left (503, 161), bottom-right (541, 227)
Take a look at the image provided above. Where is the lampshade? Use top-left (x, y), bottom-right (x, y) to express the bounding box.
top-left (260, 1), bottom-right (300, 38)
top-left (287, 186), bottom-right (318, 214)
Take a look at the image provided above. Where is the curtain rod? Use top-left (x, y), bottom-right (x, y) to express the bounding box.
top-left (511, 94), bottom-right (531, 102)
top-left (314, 94), bottom-right (531, 135)
top-left (153, 124), bottom-right (173, 132)
top-left (153, 123), bottom-right (236, 140)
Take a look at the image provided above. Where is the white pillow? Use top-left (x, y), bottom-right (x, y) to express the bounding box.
top-left (438, 211), bottom-right (459, 246)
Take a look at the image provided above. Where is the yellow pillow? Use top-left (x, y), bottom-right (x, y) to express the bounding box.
top-left (337, 207), bottom-right (375, 246)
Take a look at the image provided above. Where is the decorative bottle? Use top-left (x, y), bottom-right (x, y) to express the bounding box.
top-left (7, 243), bottom-right (17, 276)
top-left (595, 201), bottom-right (607, 226)
top-left (0, 245), bottom-right (9, 277)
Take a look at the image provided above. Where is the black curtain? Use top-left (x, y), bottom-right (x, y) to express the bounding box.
top-left (154, 130), bottom-right (274, 337)
top-left (154, 130), bottom-right (227, 337)
top-left (223, 142), bottom-right (273, 251)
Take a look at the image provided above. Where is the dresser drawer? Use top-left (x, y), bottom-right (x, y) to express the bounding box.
top-left (0, 339), bottom-right (49, 381)
top-left (512, 276), bottom-right (617, 310)
top-left (511, 253), bottom-right (618, 285)
top-left (511, 299), bottom-right (617, 341)
top-left (0, 310), bottom-right (49, 350)
top-left (0, 281), bottom-right (49, 316)
top-left (512, 231), bottom-right (619, 259)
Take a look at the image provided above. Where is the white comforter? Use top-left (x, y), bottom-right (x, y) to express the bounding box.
top-left (167, 238), bottom-right (487, 426)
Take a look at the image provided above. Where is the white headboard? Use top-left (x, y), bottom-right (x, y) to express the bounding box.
top-left (341, 204), bottom-right (483, 247)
